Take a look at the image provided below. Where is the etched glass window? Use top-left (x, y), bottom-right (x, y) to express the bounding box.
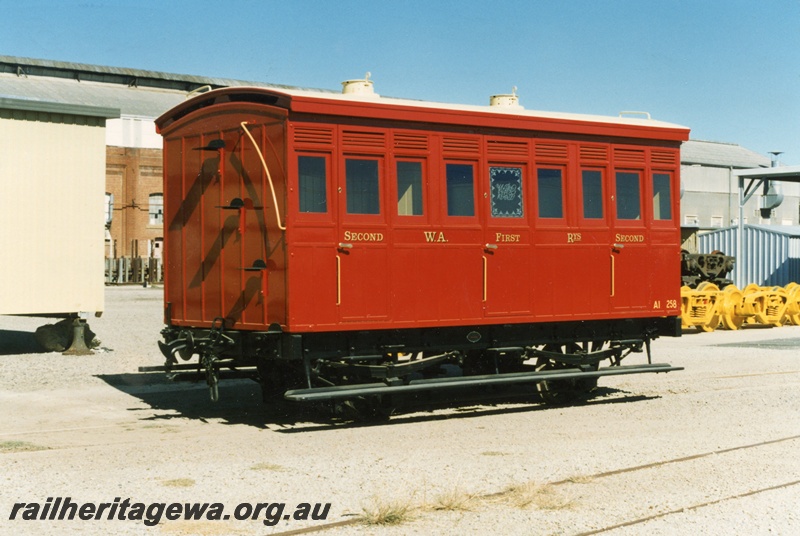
top-left (537, 168), bottom-right (563, 218)
top-left (148, 193), bottom-right (163, 225)
top-left (490, 167), bottom-right (523, 218)
top-left (396, 161), bottom-right (423, 216)
top-left (582, 170), bottom-right (603, 219)
top-left (346, 159), bottom-right (380, 215)
top-left (298, 156), bottom-right (327, 213)
top-left (652, 173), bottom-right (672, 220)
top-left (615, 171), bottom-right (641, 220)
top-left (446, 163), bottom-right (474, 216)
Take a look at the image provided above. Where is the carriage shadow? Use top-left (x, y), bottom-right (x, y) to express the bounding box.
top-left (96, 373), bottom-right (658, 432)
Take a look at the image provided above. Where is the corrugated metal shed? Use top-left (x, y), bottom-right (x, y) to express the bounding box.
top-left (0, 95), bottom-right (119, 118)
top-left (681, 139), bottom-right (771, 169)
top-left (0, 71), bottom-right (189, 118)
top-left (0, 55), bottom-right (310, 92)
top-left (698, 224), bottom-right (800, 286)
top-left (0, 55), bottom-right (328, 119)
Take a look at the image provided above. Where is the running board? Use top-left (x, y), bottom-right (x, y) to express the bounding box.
top-left (284, 363), bottom-right (683, 402)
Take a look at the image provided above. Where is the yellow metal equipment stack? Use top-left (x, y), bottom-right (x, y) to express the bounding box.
top-left (680, 283), bottom-right (798, 331)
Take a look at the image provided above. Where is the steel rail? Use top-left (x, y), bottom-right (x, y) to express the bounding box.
top-left (267, 434), bottom-right (800, 536)
top-left (573, 479), bottom-right (800, 536)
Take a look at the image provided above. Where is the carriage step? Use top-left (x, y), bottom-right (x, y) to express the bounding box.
top-left (284, 363), bottom-right (682, 402)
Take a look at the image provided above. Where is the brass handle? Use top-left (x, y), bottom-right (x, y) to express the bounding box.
top-left (610, 254), bottom-right (615, 297)
top-left (336, 255), bottom-right (342, 306)
top-left (482, 256), bottom-right (488, 302)
top-left (338, 242), bottom-right (353, 249)
top-left (240, 122), bottom-right (286, 231)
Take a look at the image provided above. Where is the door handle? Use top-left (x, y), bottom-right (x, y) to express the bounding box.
top-left (482, 256), bottom-right (488, 302)
top-left (610, 254), bottom-right (615, 297)
top-left (338, 242), bottom-right (353, 250)
top-left (336, 255), bottom-right (342, 305)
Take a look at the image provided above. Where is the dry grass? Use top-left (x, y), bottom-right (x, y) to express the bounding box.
top-left (162, 478), bottom-right (196, 488)
top-left (359, 496), bottom-right (415, 526)
top-left (358, 478), bottom-right (576, 526)
top-left (565, 474), bottom-right (594, 484)
top-left (496, 482), bottom-right (575, 510)
top-left (428, 487), bottom-right (478, 512)
top-left (0, 440), bottom-right (49, 453)
top-left (250, 462), bottom-right (286, 472)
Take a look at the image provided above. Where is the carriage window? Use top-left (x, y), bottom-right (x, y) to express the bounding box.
top-left (490, 166), bottom-right (523, 218)
top-left (582, 170), bottom-right (603, 219)
top-left (396, 161), bottom-right (423, 216)
top-left (298, 156), bottom-right (328, 213)
top-left (537, 168), bottom-right (563, 218)
top-left (346, 159), bottom-right (380, 215)
top-left (446, 163), bottom-right (474, 216)
top-left (615, 171), bottom-right (641, 220)
top-left (652, 173), bottom-right (672, 220)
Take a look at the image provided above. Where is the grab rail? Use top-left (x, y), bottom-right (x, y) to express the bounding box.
top-left (239, 122), bottom-right (286, 231)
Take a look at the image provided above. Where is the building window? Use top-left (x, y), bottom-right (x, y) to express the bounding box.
top-left (346, 159), bottom-right (380, 215)
top-left (149, 193), bottom-right (163, 225)
top-left (298, 156), bottom-right (328, 213)
top-left (446, 163), bottom-right (475, 216)
top-left (490, 166), bottom-right (523, 218)
top-left (105, 193), bottom-right (114, 226)
top-left (396, 161), bottom-right (424, 216)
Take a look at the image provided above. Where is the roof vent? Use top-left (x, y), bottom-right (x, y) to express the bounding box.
top-left (341, 72), bottom-right (378, 97)
top-left (490, 87), bottom-right (523, 109)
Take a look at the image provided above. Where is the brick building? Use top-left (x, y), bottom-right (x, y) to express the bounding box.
top-left (105, 146), bottom-right (164, 258)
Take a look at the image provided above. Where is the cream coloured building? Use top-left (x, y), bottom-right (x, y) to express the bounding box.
top-left (0, 97), bottom-right (118, 316)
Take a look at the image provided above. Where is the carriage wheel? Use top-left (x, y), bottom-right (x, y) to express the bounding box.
top-left (695, 282), bottom-right (721, 332)
top-left (783, 283), bottom-right (800, 326)
top-left (534, 342), bottom-right (601, 405)
top-left (335, 395), bottom-right (395, 422)
top-left (720, 285), bottom-right (745, 330)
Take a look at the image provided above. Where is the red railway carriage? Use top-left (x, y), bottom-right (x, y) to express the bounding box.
top-left (151, 80), bottom-right (688, 413)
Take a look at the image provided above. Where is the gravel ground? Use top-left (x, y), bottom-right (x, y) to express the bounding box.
top-left (1, 285), bottom-right (799, 535)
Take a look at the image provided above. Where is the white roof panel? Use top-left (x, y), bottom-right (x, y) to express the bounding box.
top-left (681, 139), bottom-right (771, 168)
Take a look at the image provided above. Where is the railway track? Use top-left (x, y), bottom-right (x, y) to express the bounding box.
top-left (270, 434), bottom-right (800, 535)
top-left (573, 479), bottom-right (800, 536)
top-left (2, 354), bottom-right (798, 535)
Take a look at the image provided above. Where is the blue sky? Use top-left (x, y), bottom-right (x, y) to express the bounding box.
top-left (2, 0), bottom-right (798, 163)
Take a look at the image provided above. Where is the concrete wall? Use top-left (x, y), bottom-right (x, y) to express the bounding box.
top-left (681, 164), bottom-right (800, 230)
top-left (106, 116), bottom-right (162, 149)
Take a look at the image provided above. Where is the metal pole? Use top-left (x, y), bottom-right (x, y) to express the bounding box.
top-left (737, 174), bottom-right (744, 288)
